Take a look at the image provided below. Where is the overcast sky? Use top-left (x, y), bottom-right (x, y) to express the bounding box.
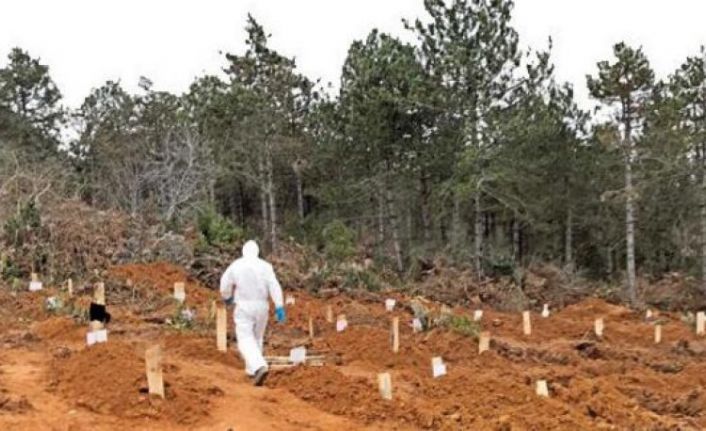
top-left (1, 0), bottom-right (705, 111)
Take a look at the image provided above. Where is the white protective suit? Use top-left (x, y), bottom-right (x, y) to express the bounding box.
top-left (220, 240), bottom-right (284, 375)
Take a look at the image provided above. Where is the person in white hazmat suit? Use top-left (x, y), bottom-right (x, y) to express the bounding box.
top-left (220, 240), bottom-right (285, 386)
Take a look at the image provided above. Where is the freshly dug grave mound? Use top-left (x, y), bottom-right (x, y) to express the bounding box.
top-left (33, 316), bottom-right (85, 344)
top-left (50, 341), bottom-right (222, 425)
top-left (109, 262), bottom-right (216, 307)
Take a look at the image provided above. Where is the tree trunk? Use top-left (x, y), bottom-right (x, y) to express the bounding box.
top-left (384, 174), bottom-right (404, 273)
top-left (512, 217), bottom-right (521, 263)
top-left (701, 142), bottom-right (706, 294)
top-left (451, 191), bottom-right (461, 251)
top-left (474, 190), bottom-right (483, 278)
top-left (606, 246), bottom-right (613, 277)
top-left (624, 134), bottom-right (637, 305)
top-left (565, 208), bottom-right (574, 272)
top-left (258, 154), bottom-right (269, 248)
top-left (265, 142), bottom-right (277, 254)
top-left (377, 185), bottom-right (385, 247)
top-left (294, 172), bottom-right (304, 220)
top-left (420, 172), bottom-right (432, 245)
top-left (473, 105), bottom-right (485, 279)
top-left (292, 160), bottom-right (305, 221)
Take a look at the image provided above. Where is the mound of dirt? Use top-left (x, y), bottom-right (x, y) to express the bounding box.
top-left (50, 341), bottom-right (222, 425)
top-left (109, 262), bottom-right (217, 307)
top-left (32, 316), bottom-right (85, 344)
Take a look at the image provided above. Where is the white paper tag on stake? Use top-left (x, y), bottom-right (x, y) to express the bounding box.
top-left (86, 331), bottom-right (97, 346)
top-left (385, 299), bottom-right (396, 311)
top-left (95, 329), bottom-right (108, 343)
top-left (412, 318), bottom-right (423, 332)
top-left (29, 281), bottom-right (43, 292)
top-left (541, 304), bottom-right (550, 318)
top-left (336, 318), bottom-right (348, 332)
top-left (473, 309), bottom-right (483, 321)
top-left (285, 295), bottom-right (296, 305)
top-left (432, 357), bottom-right (446, 378)
top-left (289, 346), bottom-right (306, 364)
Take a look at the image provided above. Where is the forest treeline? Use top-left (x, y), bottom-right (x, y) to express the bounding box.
top-left (1, 0), bottom-right (705, 303)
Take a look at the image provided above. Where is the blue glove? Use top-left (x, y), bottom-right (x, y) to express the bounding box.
top-left (223, 297), bottom-right (234, 306)
top-left (275, 306), bottom-right (286, 323)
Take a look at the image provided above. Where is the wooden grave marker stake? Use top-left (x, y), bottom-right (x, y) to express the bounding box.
top-left (473, 309), bottom-right (483, 322)
top-left (697, 312), bottom-right (705, 336)
top-left (377, 373), bottom-right (392, 400)
top-left (31, 272), bottom-right (38, 282)
top-left (94, 282), bottom-right (105, 305)
top-left (536, 380), bottom-right (549, 397)
top-left (67, 278), bottom-right (73, 296)
top-left (391, 317), bottom-right (399, 353)
top-left (478, 331), bottom-right (490, 354)
top-left (308, 316), bottom-right (315, 339)
top-left (145, 345), bottom-right (165, 398)
top-left (594, 318), bottom-right (604, 338)
top-left (654, 324), bottom-right (662, 344)
top-left (216, 306), bottom-right (227, 352)
top-left (522, 311), bottom-right (531, 336)
top-left (326, 305), bottom-right (334, 323)
top-left (173, 282), bottom-right (186, 303)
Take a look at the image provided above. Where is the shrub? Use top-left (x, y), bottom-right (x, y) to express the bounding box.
top-left (321, 220), bottom-right (355, 262)
top-left (196, 207), bottom-right (243, 247)
top-left (3, 200), bottom-right (41, 247)
top-left (445, 315), bottom-right (481, 338)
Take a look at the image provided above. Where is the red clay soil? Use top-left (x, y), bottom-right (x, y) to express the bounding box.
top-left (109, 262), bottom-right (217, 307)
top-left (48, 340), bottom-right (223, 425)
top-left (3, 268), bottom-right (706, 430)
top-left (264, 293), bottom-right (706, 430)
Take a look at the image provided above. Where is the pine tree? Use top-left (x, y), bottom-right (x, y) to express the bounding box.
top-left (588, 42), bottom-right (655, 305)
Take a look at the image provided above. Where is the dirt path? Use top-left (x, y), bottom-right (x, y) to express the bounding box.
top-left (0, 344), bottom-right (390, 431)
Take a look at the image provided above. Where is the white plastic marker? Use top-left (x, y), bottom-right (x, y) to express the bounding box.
top-left (29, 273), bottom-right (42, 292)
top-left (431, 357), bottom-right (447, 378)
top-left (541, 304), bottom-right (550, 318)
top-left (285, 295), bottom-right (296, 305)
top-left (412, 318), bottom-right (423, 333)
top-left (336, 314), bottom-right (348, 332)
top-left (536, 380), bottom-right (549, 397)
top-left (594, 318), bottom-right (604, 338)
top-left (522, 311), bottom-right (532, 336)
top-left (473, 309), bottom-right (483, 322)
top-left (385, 298), bottom-right (396, 312)
top-left (378, 373), bottom-right (392, 400)
top-left (86, 329), bottom-right (108, 346)
top-left (289, 346), bottom-right (307, 364)
top-left (95, 329), bottom-right (108, 343)
top-left (697, 312), bottom-right (705, 336)
top-left (646, 309), bottom-right (653, 319)
top-left (478, 331), bottom-right (490, 354)
top-left (654, 324), bottom-right (662, 344)
top-left (173, 282), bottom-right (186, 303)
